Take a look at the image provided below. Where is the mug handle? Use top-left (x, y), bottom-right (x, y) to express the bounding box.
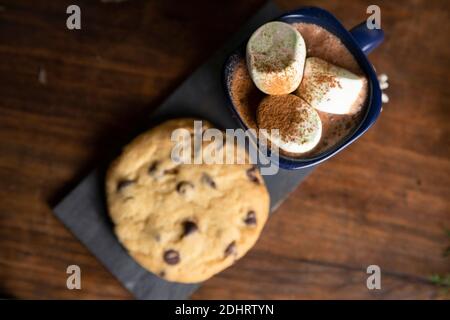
top-left (350, 22), bottom-right (384, 55)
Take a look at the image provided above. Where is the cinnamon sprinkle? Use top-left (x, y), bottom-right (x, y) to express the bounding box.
top-left (257, 94), bottom-right (309, 141)
top-left (253, 51), bottom-right (294, 73)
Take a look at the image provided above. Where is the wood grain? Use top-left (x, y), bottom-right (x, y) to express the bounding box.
top-left (0, 0), bottom-right (449, 299)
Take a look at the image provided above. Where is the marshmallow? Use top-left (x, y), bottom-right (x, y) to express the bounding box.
top-left (297, 57), bottom-right (368, 115)
top-left (246, 21), bottom-right (306, 95)
top-left (257, 94), bottom-right (322, 154)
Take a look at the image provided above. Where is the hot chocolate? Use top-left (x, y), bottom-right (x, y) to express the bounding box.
top-left (229, 22), bottom-right (368, 158)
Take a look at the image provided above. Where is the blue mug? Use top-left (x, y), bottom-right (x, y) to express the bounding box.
top-left (223, 7), bottom-right (384, 170)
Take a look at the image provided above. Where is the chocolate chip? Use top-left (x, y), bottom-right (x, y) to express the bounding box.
top-left (148, 161), bottom-right (159, 175)
top-left (182, 220), bottom-right (198, 237)
top-left (163, 250), bottom-right (180, 265)
top-left (224, 241), bottom-right (236, 257)
top-left (164, 167), bottom-right (179, 175)
top-left (201, 173), bottom-right (216, 189)
top-left (159, 271), bottom-right (166, 278)
top-left (244, 211), bottom-right (257, 226)
top-left (246, 166), bottom-right (260, 184)
top-left (117, 179), bottom-right (135, 192)
top-left (176, 181), bottom-right (194, 194)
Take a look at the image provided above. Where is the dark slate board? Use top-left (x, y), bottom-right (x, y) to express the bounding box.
top-left (53, 1), bottom-right (315, 300)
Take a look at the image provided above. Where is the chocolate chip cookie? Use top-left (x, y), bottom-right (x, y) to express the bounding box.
top-left (106, 118), bottom-right (270, 283)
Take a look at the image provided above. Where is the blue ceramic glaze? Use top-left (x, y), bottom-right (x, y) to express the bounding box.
top-left (223, 7), bottom-right (384, 170)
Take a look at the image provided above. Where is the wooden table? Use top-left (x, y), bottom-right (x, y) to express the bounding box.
top-left (0, 0), bottom-right (448, 299)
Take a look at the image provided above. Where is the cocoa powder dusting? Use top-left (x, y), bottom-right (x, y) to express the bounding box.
top-left (253, 51), bottom-right (294, 73)
top-left (257, 95), bottom-right (309, 141)
top-left (229, 58), bottom-right (264, 129)
top-left (229, 22), bottom-right (368, 158)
